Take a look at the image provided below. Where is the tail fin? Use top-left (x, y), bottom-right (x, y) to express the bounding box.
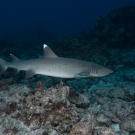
top-left (0, 58), bottom-right (7, 75)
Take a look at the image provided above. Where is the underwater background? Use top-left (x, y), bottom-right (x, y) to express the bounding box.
top-left (0, 0), bottom-right (135, 135)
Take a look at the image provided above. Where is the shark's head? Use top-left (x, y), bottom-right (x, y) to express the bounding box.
top-left (96, 67), bottom-right (113, 77)
top-left (86, 65), bottom-right (113, 77)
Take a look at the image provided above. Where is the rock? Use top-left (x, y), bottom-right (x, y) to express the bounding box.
top-left (109, 87), bottom-right (125, 98)
top-left (99, 127), bottom-right (116, 135)
top-left (111, 123), bottom-right (120, 132)
top-left (69, 89), bottom-right (90, 108)
top-left (69, 115), bottom-right (96, 135)
top-left (120, 120), bottom-right (135, 133)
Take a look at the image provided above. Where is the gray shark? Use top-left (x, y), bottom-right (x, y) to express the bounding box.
top-left (0, 44), bottom-right (113, 79)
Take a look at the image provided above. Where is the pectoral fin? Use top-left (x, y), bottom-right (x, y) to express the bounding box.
top-left (25, 69), bottom-right (35, 79)
top-left (75, 71), bottom-right (90, 77)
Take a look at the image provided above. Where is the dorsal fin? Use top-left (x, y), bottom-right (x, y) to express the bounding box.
top-left (41, 44), bottom-right (58, 58)
top-left (10, 54), bottom-right (20, 62)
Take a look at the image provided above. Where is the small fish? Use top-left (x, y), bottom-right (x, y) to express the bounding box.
top-left (0, 44), bottom-right (113, 79)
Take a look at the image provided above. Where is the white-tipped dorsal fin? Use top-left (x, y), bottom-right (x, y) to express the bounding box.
top-left (41, 44), bottom-right (58, 58)
top-left (10, 54), bottom-right (20, 61)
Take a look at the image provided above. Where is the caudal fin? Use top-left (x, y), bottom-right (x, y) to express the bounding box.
top-left (0, 58), bottom-right (7, 75)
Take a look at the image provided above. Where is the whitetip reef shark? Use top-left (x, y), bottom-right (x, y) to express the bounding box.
top-left (0, 44), bottom-right (113, 79)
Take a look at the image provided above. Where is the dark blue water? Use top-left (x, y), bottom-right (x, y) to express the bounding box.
top-left (0, 0), bottom-right (135, 45)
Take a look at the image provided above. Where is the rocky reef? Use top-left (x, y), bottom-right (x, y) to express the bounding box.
top-left (0, 80), bottom-right (135, 134)
top-left (90, 6), bottom-right (135, 48)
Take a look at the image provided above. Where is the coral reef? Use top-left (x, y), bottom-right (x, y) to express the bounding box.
top-left (90, 6), bottom-right (135, 48)
top-left (0, 82), bottom-right (80, 134)
top-left (0, 80), bottom-right (135, 134)
top-left (69, 115), bottom-right (96, 135)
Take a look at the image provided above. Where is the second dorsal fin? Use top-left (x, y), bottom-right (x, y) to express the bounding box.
top-left (10, 54), bottom-right (20, 75)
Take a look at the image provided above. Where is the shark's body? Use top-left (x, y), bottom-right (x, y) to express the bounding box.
top-left (0, 44), bottom-right (113, 79)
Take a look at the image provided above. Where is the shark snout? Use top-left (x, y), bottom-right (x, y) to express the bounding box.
top-left (97, 68), bottom-right (113, 77)
top-left (103, 68), bottom-right (113, 76)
